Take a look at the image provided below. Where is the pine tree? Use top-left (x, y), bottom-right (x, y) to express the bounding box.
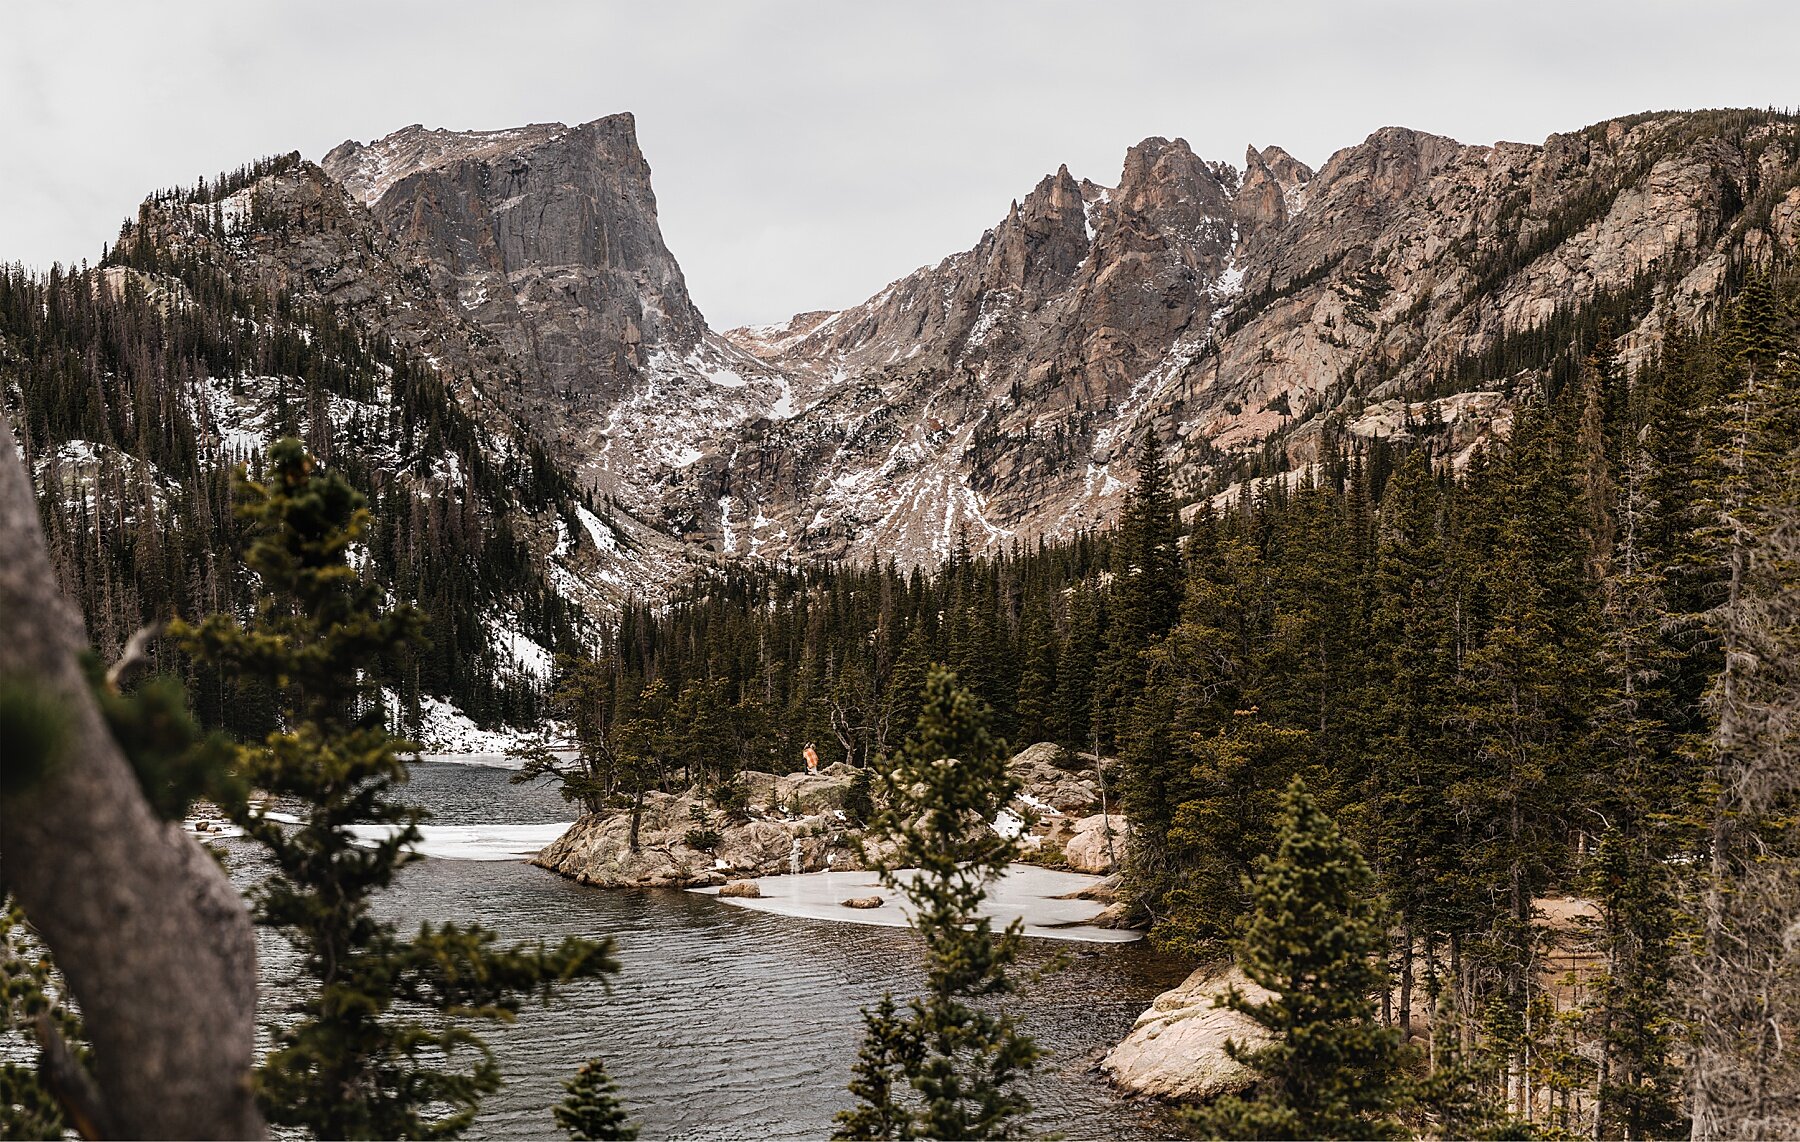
top-left (1583, 430), bottom-right (1686, 1140)
top-left (554, 1058), bottom-right (638, 1141)
top-left (176, 440), bottom-right (618, 1137)
top-left (1187, 777), bottom-right (1406, 1140)
top-left (1096, 433), bottom-right (1182, 746)
top-left (835, 667), bottom-right (1039, 1140)
top-left (1050, 586), bottom-right (1099, 752)
top-left (1012, 602), bottom-right (1059, 743)
top-left (0, 898), bottom-right (82, 1139)
top-left (1688, 270), bottom-right (1800, 1139)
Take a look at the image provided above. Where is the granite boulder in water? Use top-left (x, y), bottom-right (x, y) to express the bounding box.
top-left (1101, 963), bottom-right (1271, 1102)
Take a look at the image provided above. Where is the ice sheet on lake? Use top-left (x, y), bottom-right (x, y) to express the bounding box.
top-left (189, 816), bottom-right (568, 861)
top-left (409, 748), bottom-right (580, 772)
top-left (346, 822), bottom-right (571, 861)
top-left (691, 865), bottom-right (1141, 944)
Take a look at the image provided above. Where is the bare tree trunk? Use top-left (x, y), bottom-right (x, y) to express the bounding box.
top-left (0, 410), bottom-right (265, 1139)
top-left (1399, 919), bottom-right (1414, 1041)
top-left (629, 780), bottom-right (645, 852)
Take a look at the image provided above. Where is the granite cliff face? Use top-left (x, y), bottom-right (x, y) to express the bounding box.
top-left (321, 117), bottom-right (793, 527)
top-left (104, 110), bottom-right (1800, 591)
top-left (728, 112), bottom-right (1800, 553)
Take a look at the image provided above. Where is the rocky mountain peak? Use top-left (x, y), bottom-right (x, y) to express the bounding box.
top-left (1312, 126), bottom-right (1464, 211)
top-left (1235, 144), bottom-right (1315, 234)
top-left (323, 120), bottom-right (582, 206)
top-left (321, 110), bottom-right (714, 473)
top-left (1116, 137), bottom-right (1234, 229)
top-left (185, 107), bottom-right (1800, 580)
top-left (985, 163), bottom-right (1091, 300)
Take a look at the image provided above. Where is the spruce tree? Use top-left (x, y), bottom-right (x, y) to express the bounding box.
top-left (1012, 603), bottom-right (1059, 744)
top-left (1187, 777), bottom-right (1406, 1141)
top-left (1688, 270), bottom-right (1800, 1139)
top-left (1096, 433), bottom-right (1182, 746)
top-left (0, 898), bottom-right (82, 1138)
top-left (177, 440), bottom-right (618, 1137)
top-left (1583, 432), bottom-right (1686, 1139)
top-left (554, 1058), bottom-right (638, 1140)
top-left (835, 667), bottom-right (1039, 1140)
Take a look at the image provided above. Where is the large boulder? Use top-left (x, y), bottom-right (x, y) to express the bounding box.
top-left (1063, 813), bottom-right (1128, 873)
top-left (1008, 743), bottom-right (1110, 816)
top-left (1101, 964), bottom-right (1273, 1102)
top-left (772, 763), bottom-right (858, 815)
top-left (531, 809), bottom-right (712, 889)
top-left (713, 820), bottom-right (797, 874)
top-left (734, 769), bottom-right (781, 810)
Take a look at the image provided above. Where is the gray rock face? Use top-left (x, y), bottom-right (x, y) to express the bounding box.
top-left (727, 112), bottom-right (1800, 556)
top-left (321, 117), bottom-right (803, 563)
top-left (131, 109), bottom-right (1800, 605)
top-left (325, 117), bottom-right (705, 404)
top-left (530, 786), bottom-right (878, 890)
top-left (322, 117), bottom-right (726, 481)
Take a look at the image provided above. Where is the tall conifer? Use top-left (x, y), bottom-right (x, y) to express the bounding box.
top-left (836, 668), bottom-right (1038, 1140)
top-left (177, 440), bottom-right (617, 1137)
top-left (1188, 778), bottom-right (1405, 1140)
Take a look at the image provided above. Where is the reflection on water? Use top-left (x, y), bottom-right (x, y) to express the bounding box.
top-left (241, 762), bottom-right (1190, 1140)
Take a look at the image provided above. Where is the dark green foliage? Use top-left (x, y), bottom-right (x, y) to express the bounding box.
top-left (176, 440), bottom-right (617, 1138)
top-left (835, 668), bottom-right (1039, 1140)
top-left (683, 827), bottom-right (721, 851)
top-left (1131, 716), bottom-right (1318, 956)
top-left (554, 1058), bottom-right (638, 1141)
top-left (1686, 266), bottom-right (1800, 1136)
top-left (0, 682), bottom-right (65, 799)
top-left (542, 535), bottom-right (1115, 794)
top-left (1186, 779), bottom-right (1405, 1140)
top-left (1097, 435), bottom-right (1183, 747)
top-left (844, 766), bottom-right (875, 825)
top-left (87, 662), bottom-right (239, 821)
top-left (0, 901), bottom-right (83, 1140)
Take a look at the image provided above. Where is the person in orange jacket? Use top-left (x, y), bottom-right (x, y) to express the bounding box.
top-left (803, 742), bottom-right (820, 774)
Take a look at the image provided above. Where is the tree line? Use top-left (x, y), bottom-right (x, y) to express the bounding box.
top-left (1, 168), bottom-right (591, 735)
top-left (543, 264), bottom-right (1800, 1137)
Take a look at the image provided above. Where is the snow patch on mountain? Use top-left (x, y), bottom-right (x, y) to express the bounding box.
top-left (484, 614), bottom-right (554, 682)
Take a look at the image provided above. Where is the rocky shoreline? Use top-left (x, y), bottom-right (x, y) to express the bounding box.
top-left (530, 743), bottom-right (1132, 892)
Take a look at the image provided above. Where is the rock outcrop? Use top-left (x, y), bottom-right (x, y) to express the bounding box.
top-left (321, 117), bottom-right (796, 541)
top-left (531, 773), bottom-right (878, 889)
top-left (723, 111), bottom-right (1800, 560)
top-left (1061, 814), bottom-right (1129, 874)
top-left (110, 109), bottom-right (1800, 603)
top-left (532, 745), bottom-right (1129, 889)
top-left (1101, 964), bottom-right (1273, 1103)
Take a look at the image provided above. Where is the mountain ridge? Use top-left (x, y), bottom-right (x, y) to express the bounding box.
top-left (13, 107), bottom-right (1800, 609)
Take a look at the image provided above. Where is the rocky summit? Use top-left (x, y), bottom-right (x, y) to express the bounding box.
top-left (31, 109), bottom-right (1800, 609)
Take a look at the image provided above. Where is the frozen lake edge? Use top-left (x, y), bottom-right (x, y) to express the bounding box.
top-left (689, 865), bottom-right (1143, 943)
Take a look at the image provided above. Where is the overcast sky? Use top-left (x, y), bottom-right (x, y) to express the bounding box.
top-left (5, 1), bottom-right (1796, 329)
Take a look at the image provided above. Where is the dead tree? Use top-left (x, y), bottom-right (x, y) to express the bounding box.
top-left (0, 409), bottom-right (265, 1139)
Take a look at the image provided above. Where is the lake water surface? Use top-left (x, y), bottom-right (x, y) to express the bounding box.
top-left (241, 762), bottom-right (1191, 1139)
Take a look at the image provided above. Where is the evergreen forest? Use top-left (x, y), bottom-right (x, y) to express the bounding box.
top-left (2, 151), bottom-right (1799, 1137)
top-left (539, 264), bottom-right (1800, 1135)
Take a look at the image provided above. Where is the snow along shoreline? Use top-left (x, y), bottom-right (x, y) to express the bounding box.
top-left (690, 865), bottom-right (1141, 944)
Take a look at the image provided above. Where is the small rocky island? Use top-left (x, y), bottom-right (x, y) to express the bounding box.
top-left (532, 742), bottom-right (1131, 892)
